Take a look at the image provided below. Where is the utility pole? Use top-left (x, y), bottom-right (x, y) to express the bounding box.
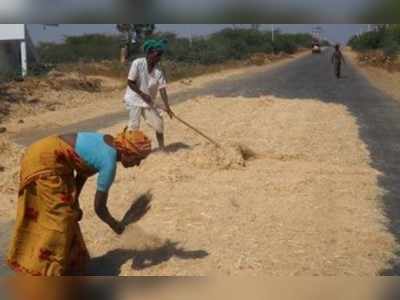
top-left (19, 25), bottom-right (27, 77)
top-left (271, 24), bottom-right (274, 42)
top-left (20, 38), bottom-right (27, 77)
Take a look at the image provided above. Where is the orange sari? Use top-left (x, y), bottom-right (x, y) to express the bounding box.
top-left (7, 135), bottom-right (94, 276)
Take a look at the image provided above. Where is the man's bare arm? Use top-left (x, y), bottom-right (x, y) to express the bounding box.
top-left (159, 88), bottom-right (174, 118)
top-left (128, 80), bottom-right (153, 106)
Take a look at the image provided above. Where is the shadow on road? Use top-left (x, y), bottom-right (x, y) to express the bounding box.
top-left (151, 142), bottom-right (192, 154)
top-left (379, 284), bottom-right (400, 300)
top-left (86, 240), bottom-right (208, 276)
top-left (164, 142), bottom-right (191, 153)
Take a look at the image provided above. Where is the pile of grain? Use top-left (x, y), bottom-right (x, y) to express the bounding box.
top-left (0, 137), bottom-right (22, 194)
top-left (0, 94), bottom-right (396, 276)
top-left (183, 143), bottom-right (248, 169)
top-left (73, 95), bottom-right (396, 276)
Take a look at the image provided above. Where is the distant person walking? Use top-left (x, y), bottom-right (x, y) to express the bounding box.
top-left (124, 39), bottom-right (175, 151)
top-left (331, 44), bottom-right (346, 79)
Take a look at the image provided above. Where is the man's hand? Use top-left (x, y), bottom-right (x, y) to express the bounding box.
top-left (110, 221), bottom-right (125, 235)
top-left (166, 107), bottom-right (175, 119)
top-left (140, 93), bottom-right (154, 106)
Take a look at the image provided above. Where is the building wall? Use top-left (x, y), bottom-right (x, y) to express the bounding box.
top-left (0, 40), bottom-right (37, 77)
top-left (0, 40), bottom-right (20, 75)
top-left (0, 24), bottom-right (25, 41)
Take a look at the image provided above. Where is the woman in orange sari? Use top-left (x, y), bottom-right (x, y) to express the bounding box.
top-left (7, 128), bottom-right (151, 276)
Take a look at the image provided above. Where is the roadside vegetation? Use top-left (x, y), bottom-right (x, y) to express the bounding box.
top-left (33, 27), bottom-right (315, 82)
top-left (348, 25), bottom-right (400, 70)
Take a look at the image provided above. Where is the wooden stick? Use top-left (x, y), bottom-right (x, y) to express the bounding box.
top-left (173, 114), bottom-right (221, 148)
top-left (154, 105), bottom-right (221, 148)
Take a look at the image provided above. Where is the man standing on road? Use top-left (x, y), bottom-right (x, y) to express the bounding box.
top-left (331, 44), bottom-right (346, 79)
top-left (124, 39), bottom-right (175, 151)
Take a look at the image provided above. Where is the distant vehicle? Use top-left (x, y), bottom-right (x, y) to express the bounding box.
top-left (312, 41), bottom-right (321, 54)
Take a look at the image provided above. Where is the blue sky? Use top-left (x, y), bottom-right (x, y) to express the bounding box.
top-left (28, 24), bottom-right (369, 45)
top-left (156, 0), bottom-right (374, 20)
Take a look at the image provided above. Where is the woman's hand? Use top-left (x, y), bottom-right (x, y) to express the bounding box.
top-left (73, 196), bottom-right (83, 222)
top-left (76, 208), bottom-right (83, 222)
top-left (95, 190), bottom-right (125, 235)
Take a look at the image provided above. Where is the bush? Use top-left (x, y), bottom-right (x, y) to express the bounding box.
top-left (348, 30), bottom-right (384, 51)
top-left (37, 34), bottom-right (121, 64)
top-left (273, 34), bottom-right (297, 54)
top-left (349, 25), bottom-right (400, 63)
top-left (382, 37), bottom-right (400, 58)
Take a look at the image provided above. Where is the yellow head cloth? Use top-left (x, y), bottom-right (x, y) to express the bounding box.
top-left (113, 128), bottom-right (152, 158)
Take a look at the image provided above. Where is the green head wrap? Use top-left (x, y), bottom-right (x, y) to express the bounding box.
top-left (143, 39), bottom-right (168, 54)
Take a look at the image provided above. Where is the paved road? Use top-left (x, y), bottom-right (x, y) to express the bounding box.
top-left (202, 49), bottom-right (400, 274)
top-left (7, 49), bottom-right (400, 275)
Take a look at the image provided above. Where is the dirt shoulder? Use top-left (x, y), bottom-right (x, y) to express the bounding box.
top-left (2, 51), bottom-right (310, 141)
top-left (345, 50), bottom-right (400, 104)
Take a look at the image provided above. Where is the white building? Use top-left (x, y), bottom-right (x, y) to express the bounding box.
top-left (0, 24), bottom-right (36, 77)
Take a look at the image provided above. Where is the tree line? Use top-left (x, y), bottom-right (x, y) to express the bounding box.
top-left (37, 27), bottom-right (317, 66)
top-left (348, 25), bottom-right (400, 58)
